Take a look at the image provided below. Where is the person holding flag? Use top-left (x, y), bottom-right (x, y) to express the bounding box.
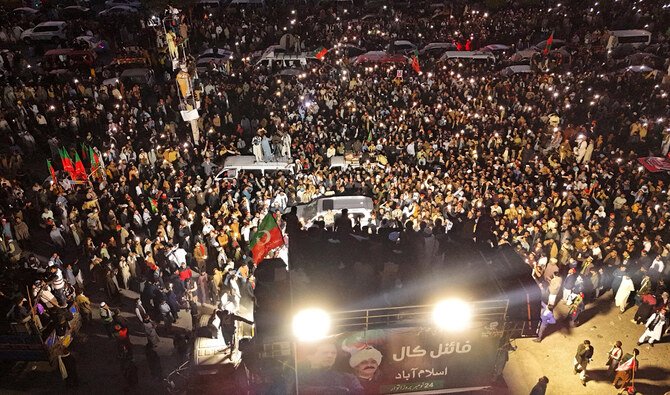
top-left (314, 46), bottom-right (329, 61)
top-left (249, 212), bottom-right (284, 265)
top-left (411, 49), bottom-right (420, 74)
top-left (59, 148), bottom-right (75, 179)
top-left (47, 160), bottom-right (57, 185)
top-left (613, 348), bottom-right (639, 390)
top-left (543, 31), bottom-right (554, 55)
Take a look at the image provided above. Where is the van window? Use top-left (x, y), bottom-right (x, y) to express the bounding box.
top-left (617, 35), bottom-right (649, 44)
top-left (322, 199), bottom-right (334, 211)
top-left (302, 201), bottom-right (318, 220)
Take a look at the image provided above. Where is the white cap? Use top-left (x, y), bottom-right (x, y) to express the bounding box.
top-left (100, 302), bottom-right (106, 307)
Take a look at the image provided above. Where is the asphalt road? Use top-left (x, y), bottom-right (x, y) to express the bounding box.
top-left (503, 291), bottom-right (670, 395)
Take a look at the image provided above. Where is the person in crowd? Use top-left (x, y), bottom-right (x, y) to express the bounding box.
top-left (573, 340), bottom-right (593, 387)
top-left (613, 349), bottom-right (639, 390)
top-left (606, 341), bottom-right (623, 376)
top-left (529, 376), bottom-right (549, 395)
top-left (57, 347), bottom-right (79, 389)
top-left (638, 309), bottom-right (667, 346)
top-left (99, 302), bottom-right (115, 338)
top-left (145, 343), bottom-right (164, 380)
top-left (533, 303), bottom-right (556, 343)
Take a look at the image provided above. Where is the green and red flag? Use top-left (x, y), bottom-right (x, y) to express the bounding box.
top-left (89, 146), bottom-right (101, 179)
top-left (543, 32), bottom-right (554, 55)
top-left (59, 148), bottom-right (75, 178)
top-left (47, 160), bottom-right (57, 184)
top-left (74, 151), bottom-right (87, 180)
top-left (314, 46), bottom-right (329, 60)
top-left (411, 49), bottom-right (421, 73)
top-left (149, 197), bottom-right (158, 213)
top-left (250, 212), bottom-right (284, 265)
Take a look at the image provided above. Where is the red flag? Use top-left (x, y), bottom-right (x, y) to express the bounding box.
top-left (74, 152), bottom-right (87, 180)
top-left (411, 50), bottom-right (421, 73)
top-left (465, 39), bottom-right (472, 51)
top-left (543, 32), bottom-right (554, 55)
top-left (616, 354), bottom-right (637, 372)
top-left (47, 160), bottom-right (57, 184)
top-left (314, 47), bottom-right (328, 60)
top-left (60, 148), bottom-right (75, 178)
top-left (250, 212), bottom-right (284, 265)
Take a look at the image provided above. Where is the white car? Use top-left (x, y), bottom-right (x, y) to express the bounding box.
top-left (98, 5), bottom-right (138, 16)
top-left (196, 48), bottom-right (233, 72)
top-left (104, 0), bottom-right (141, 8)
top-left (21, 21), bottom-right (68, 43)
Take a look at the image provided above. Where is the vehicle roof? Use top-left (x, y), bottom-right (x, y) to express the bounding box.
top-left (298, 195), bottom-right (374, 211)
top-left (481, 44), bottom-right (511, 50)
top-left (120, 68), bottom-right (151, 77)
top-left (440, 51), bottom-right (495, 60)
top-left (44, 48), bottom-right (95, 56)
top-left (199, 48), bottom-right (233, 58)
top-left (423, 42), bottom-right (455, 48)
top-left (36, 21), bottom-right (67, 26)
top-left (354, 51), bottom-right (407, 63)
top-left (609, 29), bottom-right (651, 37)
top-left (104, 5), bottom-right (137, 10)
top-left (224, 155), bottom-right (292, 170)
top-left (14, 7), bottom-right (39, 13)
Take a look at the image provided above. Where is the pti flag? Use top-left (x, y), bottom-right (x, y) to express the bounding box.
top-left (250, 212), bottom-right (284, 265)
top-left (616, 354), bottom-right (637, 371)
top-left (314, 47), bottom-right (329, 60)
top-left (59, 148), bottom-right (75, 178)
top-left (47, 160), bottom-right (57, 184)
top-left (543, 32), bottom-right (554, 55)
top-left (411, 50), bottom-right (421, 73)
top-left (74, 152), bottom-right (87, 180)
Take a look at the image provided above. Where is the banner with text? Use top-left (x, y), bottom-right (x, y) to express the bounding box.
top-left (295, 323), bottom-right (504, 394)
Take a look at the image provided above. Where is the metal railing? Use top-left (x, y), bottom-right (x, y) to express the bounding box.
top-left (328, 299), bottom-right (510, 332)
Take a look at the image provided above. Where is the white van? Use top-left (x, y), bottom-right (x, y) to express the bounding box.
top-left (254, 45), bottom-right (315, 68)
top-left (607, 30), bottom-right (652, 49)
top-left (213, 155), bottom-right (295, 181)
top-left (293, 195), bottom-right (374, 228)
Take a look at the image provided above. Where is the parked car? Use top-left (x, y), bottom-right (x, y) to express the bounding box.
top-left (420, 42), bottom-right (458, 57)
top-left (331, 44), bottom-right (366, 58)
top-left (479, 44), bottom-right (512, 59)
top-left (98, 5), bottom-right (138, 16)
top-left (21, 21), bottom-right (68, 43)
top-left (60, 6), bottom-right (92, 19)
top-left (353, 51), bottom-right (407, 65)
top-left (12, 7), bottom-right (40, 20)
top-left (290, 195), bottom-right (375, 228)
top-left (196, 48), bottom-right (233, 73)
top-left (41, 48), bottom-right (97, 74)
top-left (532, 38), bottom-right (566, 52)
top-left (387, 40), bottom-right (417, 55)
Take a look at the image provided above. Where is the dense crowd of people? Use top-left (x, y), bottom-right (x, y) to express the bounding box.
top-left (0, 0), bottom-right (669, 392)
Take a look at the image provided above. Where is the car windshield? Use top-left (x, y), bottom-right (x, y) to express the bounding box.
top-left (301, 200), bottom-right (318, 221)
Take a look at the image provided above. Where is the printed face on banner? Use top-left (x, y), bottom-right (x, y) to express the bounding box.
top-left (295, 324), bottom-right (503, 394)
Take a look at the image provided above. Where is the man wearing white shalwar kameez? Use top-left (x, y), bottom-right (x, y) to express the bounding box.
top-left (615, 275), bottom-right (635, 313)
top-left (638, 310), bottom-right (666, 345)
